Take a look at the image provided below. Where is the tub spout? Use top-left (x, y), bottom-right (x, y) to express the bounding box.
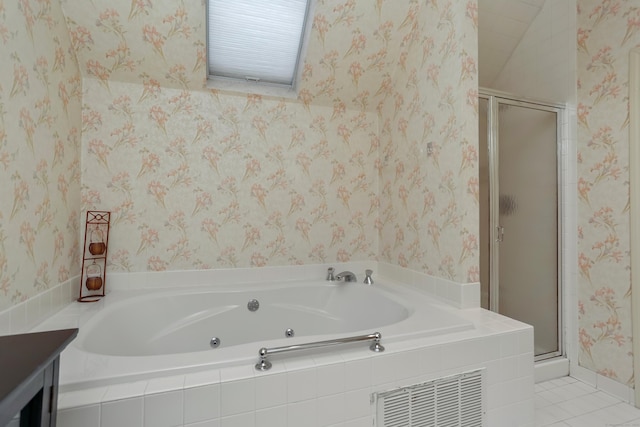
top-left (335, 271), bottom-right (357, 282)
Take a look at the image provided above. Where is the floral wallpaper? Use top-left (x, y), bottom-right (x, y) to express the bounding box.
top-left (577, 0), bottom-right (638, 386)
top-left (81, 79), bottom-right (379, 270)
top-left (1, 0), bottom-right (479, 310)
top-left (0, 0), bottom-right (82, 311)
top-left (60, 0), bottom-right (207, 92)
top-left (378, 1), bottom-right (479, 282)
top-left (78, 0), bottom-right (480, 280)
top-left (60, 0), bottom-right (421, 111)
top-left (299, 0), bottom-right (423, 111)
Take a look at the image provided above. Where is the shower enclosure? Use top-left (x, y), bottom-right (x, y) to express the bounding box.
top-left (479, 90), bottom-right (562, 360)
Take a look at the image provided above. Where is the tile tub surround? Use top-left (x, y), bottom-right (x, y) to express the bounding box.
top-left (0, 276), bottom-right (79, 337)
top-left (53, 307), bottom-right (533, 427)
top-left (27, 263), bottom-right (532, 427)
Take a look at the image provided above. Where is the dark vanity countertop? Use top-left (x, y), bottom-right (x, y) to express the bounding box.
top-left (0, 328), bottom-right (78, 424)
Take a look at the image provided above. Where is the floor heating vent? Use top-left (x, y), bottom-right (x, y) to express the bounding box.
top-left (373, 369), bottom-right (484, 427)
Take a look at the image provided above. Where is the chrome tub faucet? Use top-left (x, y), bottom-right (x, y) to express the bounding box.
top-left (325, 267), bottom-right (358, 283)
top-left (335, 271), bottom-right (357, 282)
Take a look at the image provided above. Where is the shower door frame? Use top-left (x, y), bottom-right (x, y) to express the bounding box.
top-left (479, 88), bottom-right (564, 362)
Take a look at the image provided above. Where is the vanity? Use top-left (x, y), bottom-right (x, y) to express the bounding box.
top-left (0, 329), bottom-right (78, 427)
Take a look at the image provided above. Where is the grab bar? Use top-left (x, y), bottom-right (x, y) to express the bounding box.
top-left (255, 332), bottom-right (384, 371)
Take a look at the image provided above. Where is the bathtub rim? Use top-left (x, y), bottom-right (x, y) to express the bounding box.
top-left (38, 275), bottom-right (477, 392)
top-left (103, 261), bottom-right (480, 309)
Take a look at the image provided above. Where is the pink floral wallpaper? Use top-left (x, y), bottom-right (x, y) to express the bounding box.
top-left (0, 0), bottom-right (479, 310)
top-left (379, 1), bottom-right (479, 282)
top-left (82, 79), bottom-right (380, 270)
top-left (60, 0), bottom-right (207, 91)
top-left (60, 0), bottom-right (421, 111)
top-left (577, 0), bottom-right (638, 386)
top-left (299, 0), bottom-right (424, 110)
top-left (0, 0), bottom-right (82, 311)
top-left (77, 0), bottom-right (480, 279)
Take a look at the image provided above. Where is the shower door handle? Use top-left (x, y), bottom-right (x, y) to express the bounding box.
top-left (496, 226), bottom-right (504, 243)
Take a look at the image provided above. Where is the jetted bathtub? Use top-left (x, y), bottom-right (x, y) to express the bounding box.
top-left (47, 277), bottom-right (475, 391)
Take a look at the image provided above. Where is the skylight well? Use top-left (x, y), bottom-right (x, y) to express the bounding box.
top-left (207, 0), bottom-right (311, 88)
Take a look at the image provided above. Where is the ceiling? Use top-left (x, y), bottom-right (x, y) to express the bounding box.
top-left (478, 0), bottom-right (546, 87)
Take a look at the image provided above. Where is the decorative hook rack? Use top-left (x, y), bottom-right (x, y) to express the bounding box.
top-left (79, 211), bottom-right (110, 302)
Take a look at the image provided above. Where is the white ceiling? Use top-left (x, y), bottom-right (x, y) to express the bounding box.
top-left (478, 0), bottom-right (546, 87)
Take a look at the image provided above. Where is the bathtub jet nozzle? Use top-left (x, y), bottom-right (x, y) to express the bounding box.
top-left (247, 299), bottom-right (259, 312)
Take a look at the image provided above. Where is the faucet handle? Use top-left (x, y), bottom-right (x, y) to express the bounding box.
top-left (326, 267), bottom-right (335, 281)
top-left (364, 269), bottom-right (373, 285)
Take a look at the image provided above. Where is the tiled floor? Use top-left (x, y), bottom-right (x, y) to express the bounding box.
top-left (536, 377), bottom-right (640, 426)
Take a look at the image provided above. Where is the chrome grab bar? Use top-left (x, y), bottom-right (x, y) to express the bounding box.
top-left (255, 332), bottom-right (385, 371)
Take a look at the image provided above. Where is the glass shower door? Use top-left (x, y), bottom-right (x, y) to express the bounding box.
top-left (496, 100), bottom-right (559, 358)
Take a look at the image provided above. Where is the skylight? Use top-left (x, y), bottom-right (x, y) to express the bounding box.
top-left (207, 0), bottom-right (311, 88)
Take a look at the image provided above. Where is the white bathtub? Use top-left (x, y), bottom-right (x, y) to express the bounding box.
top-left (46, 277), bottom-right (474, 391)
top-left (77, 281), bottom-right (411, 356)
top-left (34, 266), bottom-right (536, 427)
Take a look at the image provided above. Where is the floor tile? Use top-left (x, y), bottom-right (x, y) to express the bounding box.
top-left (535, 377), bottom-right (640, 427)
